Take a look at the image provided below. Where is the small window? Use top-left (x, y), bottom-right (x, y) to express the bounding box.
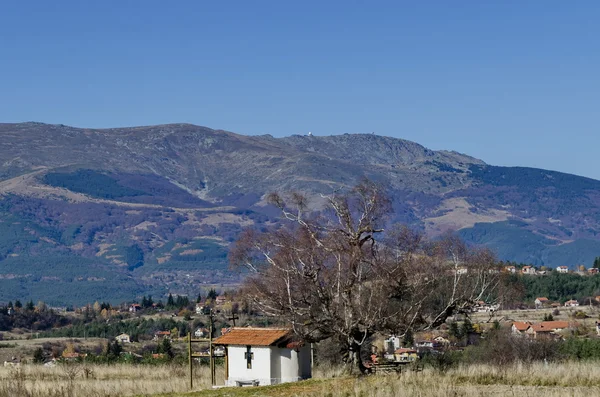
top-left (244, 345), bottom-right (254, 369)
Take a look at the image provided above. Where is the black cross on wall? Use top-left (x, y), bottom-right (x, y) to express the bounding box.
top-left (244, 345), bottom-right (254, 369)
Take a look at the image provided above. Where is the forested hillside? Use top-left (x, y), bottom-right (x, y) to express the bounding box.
top-left (2, 122), bottom-right (600, 304)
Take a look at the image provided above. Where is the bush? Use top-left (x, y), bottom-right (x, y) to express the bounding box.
top-left (461, 328), bottom-right (560, 366)
top-left (421, 350), bottom-right (462, 373)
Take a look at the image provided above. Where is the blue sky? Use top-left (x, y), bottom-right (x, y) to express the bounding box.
top-left (1, 1), bottom-right (599, 178)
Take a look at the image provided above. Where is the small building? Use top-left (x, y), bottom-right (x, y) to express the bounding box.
top-left (564, 299), bottom-right (579, 307)
top-left (115, 333), bottom-right (131, 343)
top-left (215, 296), bottom-right (228, 305)
top-left (511, 321), bottom-right (531, 334)
top-left (129, 304), bottom-right (141, 313)
top-left (153, 331), bottom-right (171, 341)
top-left (504, 266), bottom-right (516, 274)
top-left (556, 266), bottom-right (569, 274)
top-left (383, 335), bottom-right (401, 360)
top-left (525, 321), bottom-right (570, 339)
top-left (194, 328), bottom-right (209, 338)
top-left (415, 340), bottom-right (435, 349)
top-left (589, 268), bottom-right (599, 275)
top-left (522, 266), bottom-right (536, 275)
top-left (214, 327), bottom-right (311, 386)
top-left (433, 336), bottom-right (450, 346)
top-left (393, 348), bottom-right (418, 363)
top-left (534, 297), bottom-right (549, 308)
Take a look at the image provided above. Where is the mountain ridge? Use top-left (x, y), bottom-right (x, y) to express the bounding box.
top-left (1, 122), bottom-right (600, 305)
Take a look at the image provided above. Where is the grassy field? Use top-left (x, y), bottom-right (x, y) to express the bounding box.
top-left (2, 361), bottom-right (600, 397)
top-left (155, 362), bottom-right (600, 397)
top-left (0, 363), bottom-right (225, 397)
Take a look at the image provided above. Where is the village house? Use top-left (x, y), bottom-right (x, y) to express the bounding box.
top-left (433, 336), bottom-right (450, 346)
top-left (415, 340), bottom-right (435, 349)
top-left (504, 266), bottom-right (516, 274)
top-left (153, 331), bottom-right (171, 341)
top-left (534, 297), bottom-right (549, 308)
top-left (564, 299), bottom-right (579, 307)
top-left (511, 321), bottom-right (531, 334)
top-left (525, 321), bottom-right (570, 339)
top-left (589, 268), bottom-right (599, 275)
top-left (115, 333), bottom-right (131, 343)
top-left (383, 335), bottom-right (401, 360)
top-left (393, 348), bottom-right (418, 363)
top-left (556, 266), bottom-right (569, 274)
top-left (215, 296), bottom-right (228, 305)
top-left (214, 327), bottom-right (311, 386)
top-left (522, 266), bottom-right (536, 275)
top-left (473, 301), bottom-right (499, 313)
top-left (129, 304), bottom-right (141, 313)
top-left (194, 328), bottom-right (209, 338)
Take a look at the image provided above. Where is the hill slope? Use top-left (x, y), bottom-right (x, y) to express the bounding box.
top-left (1, 122), bottom-right (600, 304)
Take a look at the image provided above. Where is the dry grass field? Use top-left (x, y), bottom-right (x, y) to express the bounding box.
top-left (0, 363), bottom-right (224, 397)
top-left (2, 361), bottom-right (600, 397)
top-left (157, 362), bottom-right (600, 397)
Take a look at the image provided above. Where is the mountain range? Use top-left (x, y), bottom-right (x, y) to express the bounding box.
top-left (1, 122), bottom-right (600, 305)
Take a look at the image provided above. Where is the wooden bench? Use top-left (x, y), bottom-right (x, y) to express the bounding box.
top-left (371, 363), bottom-right (403, 374)
top-left (235, 380), bottom-right (259, 387)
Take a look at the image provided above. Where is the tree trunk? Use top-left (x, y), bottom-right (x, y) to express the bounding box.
top-left (346, 341), bottom-right (369, 374)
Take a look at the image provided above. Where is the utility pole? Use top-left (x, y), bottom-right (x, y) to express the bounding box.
top-left (188, 332), bottom-right (193, 390)
top-left (187, 308), bottom-right (216, 390)
top-left (209, 310), bottom-right (215, 386)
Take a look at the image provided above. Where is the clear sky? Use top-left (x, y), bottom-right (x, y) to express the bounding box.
top-left (1, 1), bottom-right (599, 179)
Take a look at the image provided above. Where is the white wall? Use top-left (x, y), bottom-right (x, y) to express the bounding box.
top-left (277, 347), bottom-right (299, 383)
top-left (226, 345), bottom-right (312, 386)
top-left (270, 347), bottom-right (281, 382)
top-left (226, 346), bottom-right (272, 386)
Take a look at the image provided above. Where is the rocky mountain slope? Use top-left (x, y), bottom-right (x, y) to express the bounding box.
top-left (1, 122), bottom-right (600, 305)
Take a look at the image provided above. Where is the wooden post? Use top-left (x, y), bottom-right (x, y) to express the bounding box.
top-left (209, 311), bottom-right (215, 386)
top-left (188, 332), bottom-right (193, 390)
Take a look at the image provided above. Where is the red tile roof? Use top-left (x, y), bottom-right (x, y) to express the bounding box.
top-left (540, 321), bottom-right (569, 330)
top-left (213, 327), bottom-right (292, 346)
top-left (394, 348), bottom-right (417, 354)
top-left (512, 321), bottom-right (531, 331)
top-left (530, 324), bottom-right (553, 333)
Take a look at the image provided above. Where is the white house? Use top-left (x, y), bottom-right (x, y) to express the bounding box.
top-left (115, 333), bottom-right (130, 343)
top-left (214, 327), bottom-right (311, 386)
top-left (557, 266), bottom-right (569, 273)
top-left (194, 328), bottom-right (209, 338)
top-left (564, 299), bottom-right (579, 307)
top-left (522, 266), bottom-right (536, 275)
top-left (534, 297), bottom-right (549, 308)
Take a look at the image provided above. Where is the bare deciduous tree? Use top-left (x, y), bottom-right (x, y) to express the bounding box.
top-left (230, 180), bottom-right (500, 372)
